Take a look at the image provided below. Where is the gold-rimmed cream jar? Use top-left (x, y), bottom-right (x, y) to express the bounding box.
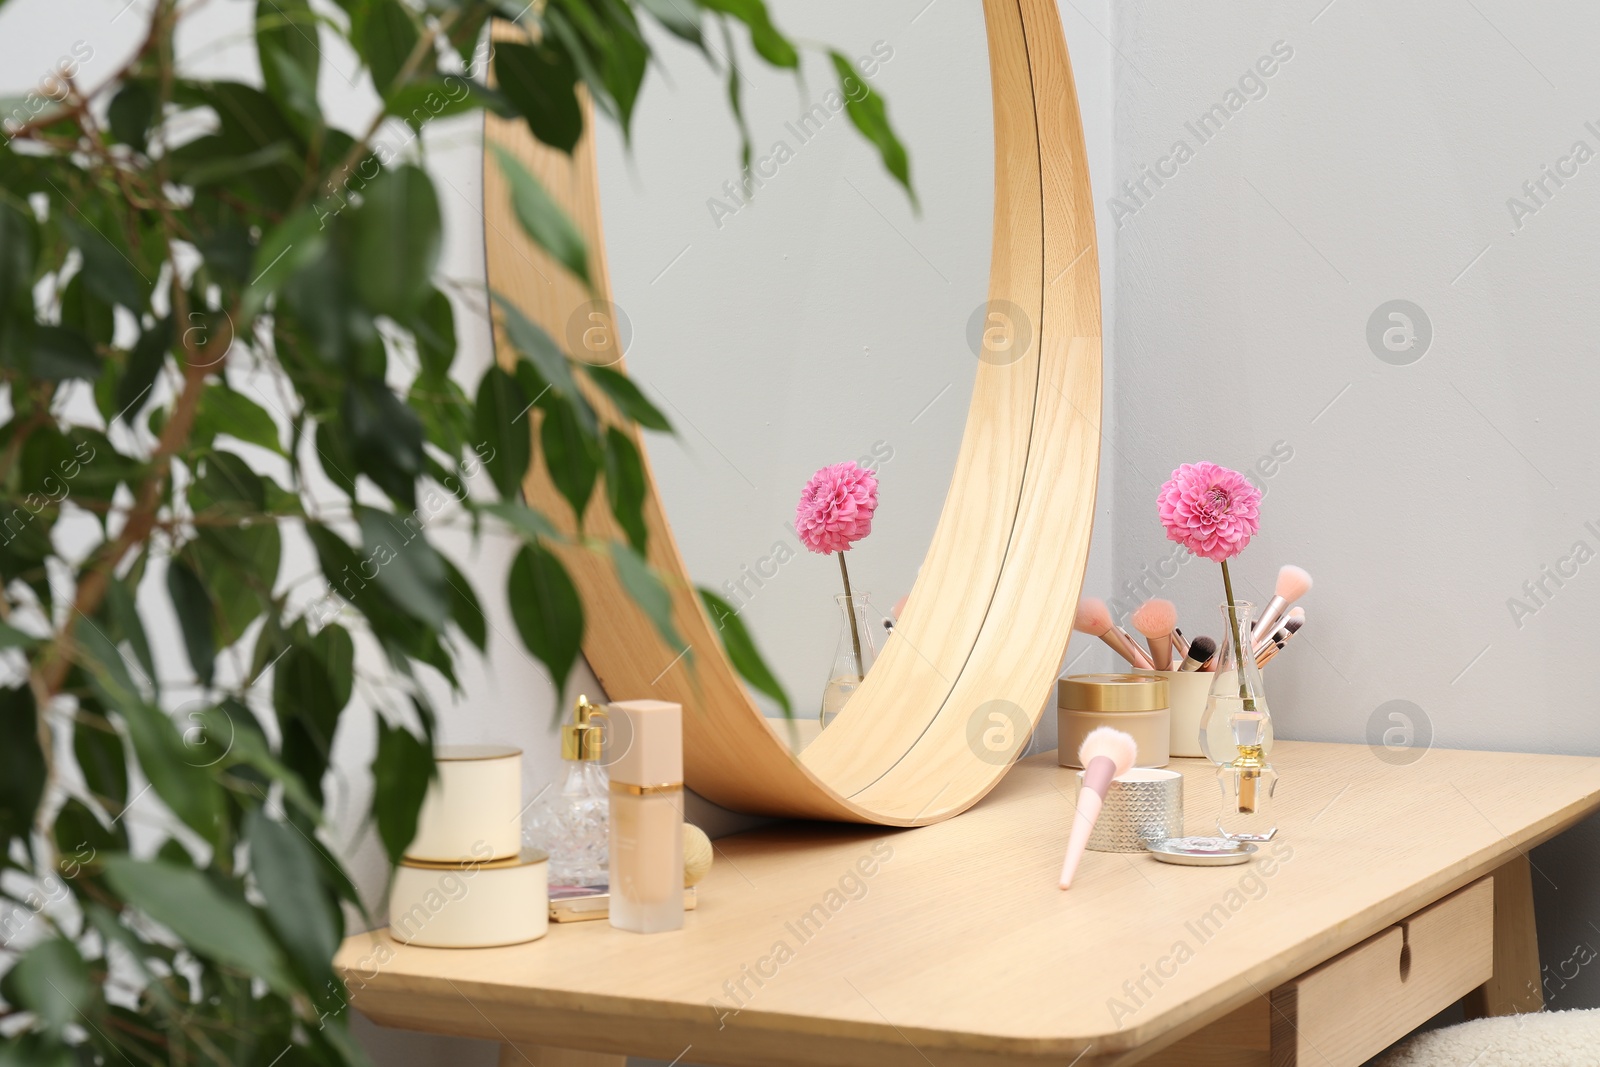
top-left (1057, 674), bottom-right (1170, 768)
top-left (389, 848), bottom-right (549, 948)
top-left (409, 744), bottom-right (522, 862)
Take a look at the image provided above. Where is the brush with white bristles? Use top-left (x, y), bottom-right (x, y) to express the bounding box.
top-left (1074, 598), bottom-right (1153, 670)
top-left (1131, 599), bottom-right (1179, 671)
top-left (1060, 727), bottom-right (1139, 889)
top-left (1250, 565), bottom-right (1312, 647)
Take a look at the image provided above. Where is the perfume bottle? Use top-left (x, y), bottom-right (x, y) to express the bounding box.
top-left (1216, 679), bottom-right (1279, 841)
top-left (524, 695), bottom-right (609, 886)
top-left (608, 700), bottom-right (684, 934)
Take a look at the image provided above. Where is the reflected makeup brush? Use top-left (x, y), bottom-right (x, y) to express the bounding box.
top-left (1177, 635), bottom-right (1215, 672)
top-left (1074, 598), bottom-right (1154, 670)
top-left (1250, 565), bottom-right (1312, 647)
top-left (1060, 727), bottom-right (1138, 889)
top-left (1131, 599), bottom-right (1178, 671)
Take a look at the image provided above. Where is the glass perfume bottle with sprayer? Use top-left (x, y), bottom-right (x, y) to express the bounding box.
top-left (524, 695), bottom-right (610, 886)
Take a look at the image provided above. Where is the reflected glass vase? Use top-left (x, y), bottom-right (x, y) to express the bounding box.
top-left (1199, 600), bottom-right (1275, 765)
top-left (820, 592), bottom-right (877, 730)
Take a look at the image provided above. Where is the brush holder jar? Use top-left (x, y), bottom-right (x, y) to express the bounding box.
top-left (1058, 674), bottom-right (1170, 768)
top-left (1135, 668), bottom-right (1211, 759)
top-left (1077, 768), bottom-right (1184, 852)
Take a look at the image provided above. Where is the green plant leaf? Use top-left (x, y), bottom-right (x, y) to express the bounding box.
top-left (358, 0), bottom-right (421, 96)
top-left (699, 588), bottom-right (790, 716)
top-left (117, 701), bottom-right (225, 846)
top-left (540, 398), bottom-right (598, 523)
top-left (0, 686), bottom-right (46, 847)
top-left (101, 857), bottom-right (295, 996)
top-left (244, 207), bottom-right (327, 320)
top-left (61, 214), bottom-right (147, 310)
top-left (344, 377), bottom-right (424, 508)
top-left (315, 419), bottom-right (360, 498)
top-left (359, 507), bottom-right (449, 626)
top-left (33, 324), bottom-right (101, 381)
top-left (167, 558), bottom-right (218, 686)
top-left (410, 286), bottom-right (456, 382)
top-left (702, 0), bottom-right (798, 67)
top-left (73, 715), bottom-right (129, 811)
top-left (54, 794), bottom-right (126, 861)
top-left (2, 938), bottom-right (95, 1038)
top-left (311, 623), bottom-right (355, 710)
top-left (603, 427), bottom-right (648, 552)
top-left (60, 272), bottom-right (114, 346)
top-left (490, 145), bottom-right (590, 286)
top-left (273, 640), bottom-right (342, 789)
top-left (583, 363), bottom-right (669, 431)
top-left (440, 554), bottom-right (487, 652)
top-left (104, 579), bottom-right (157, 697)
top-left (484, 502), bottom-right (560, 543)
top-left (830, 51), bottom-right (915, 207)
top-left (638, 0), bottom-right (704, 47)
top-left (257, 0), bottom-right (322, 126)
top-left (108, 81), bottom-right (156, 153)
top-left (0, 621), bottom-right (35, 650)
top-left (190, 382), bottom-right (285, 454)
top-left (205, 701), bottom-right (321, 818)
top-left (372, 719), bottom-right (432, 865)
top-left (474, 364), bottom-right (532, 499)
top-left (508, 544), bottom-right (583, 694)
top-left (0, 197), bottom-right (39, 310)
top-left (494, 41), bottom-right (583, 153)
top-left (353, 163), bottom-right (440, 317)
top-left (610, 541), bottom-right (683, 654)
top-left (490, 294), bottom-right (585, 410)
top-left (116, 317), bottom-right (170, 421)
top-left (245, 808), bottom-right (341, 988)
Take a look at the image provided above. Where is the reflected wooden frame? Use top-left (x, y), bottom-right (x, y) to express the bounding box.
top-left (483, 0), bottom-right (1100, 826)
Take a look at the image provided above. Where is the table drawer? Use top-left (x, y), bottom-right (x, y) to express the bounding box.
top-left (1269, 876), bottom-right (1494, 1067)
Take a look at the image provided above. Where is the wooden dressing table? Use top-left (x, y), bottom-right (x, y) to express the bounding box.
top-left (336, 741), bottom-right (1600, 1066)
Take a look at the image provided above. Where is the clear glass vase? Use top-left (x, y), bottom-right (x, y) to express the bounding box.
top-left (820, 592), bottom-right (877, 730)
top-left (1199, 600), bottom-right (1275, 765)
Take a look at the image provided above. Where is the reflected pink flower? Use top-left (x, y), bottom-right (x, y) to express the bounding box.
top-left (795, 462), bottom-right (878, 554)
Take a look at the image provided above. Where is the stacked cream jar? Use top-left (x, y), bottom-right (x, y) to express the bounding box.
top-left (388, 745), bottom-right (550, 948)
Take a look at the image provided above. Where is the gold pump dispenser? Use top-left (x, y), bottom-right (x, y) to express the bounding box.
top-left (561, 695), bottom-right (605, 762)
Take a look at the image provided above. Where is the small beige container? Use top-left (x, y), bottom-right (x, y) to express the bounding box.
top-left (409, 745), bottom-right (522, 862)
top-left (1077, 768), bottom-right (1185, 853)
top-left (1058, 674), bottom-right (1169, 768)
top-left (389, 848), bottom-right (549, 948)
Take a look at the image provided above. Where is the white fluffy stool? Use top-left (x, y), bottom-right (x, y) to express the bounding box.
top-left (1374, 1009), bottom-right (1600, 1066)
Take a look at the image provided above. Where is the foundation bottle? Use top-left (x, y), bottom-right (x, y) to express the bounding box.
top-left (607, 700), bottom-right (684, 933)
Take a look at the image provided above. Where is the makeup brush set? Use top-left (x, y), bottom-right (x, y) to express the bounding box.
top-left (1075, 565), bottom-right (1312, 673)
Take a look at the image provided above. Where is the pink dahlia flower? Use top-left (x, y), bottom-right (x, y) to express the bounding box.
top-left (795, 461), bottom-right (878, 554)
top-left (1157, 462), bottom-right (1261, 562)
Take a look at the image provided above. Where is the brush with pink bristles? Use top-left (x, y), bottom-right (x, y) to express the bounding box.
top-left (1250, 565), bottom-right (1312, 647)
top-left (1074, 598), bottom-right (1154, 670)
top-left (1131, 599), bottom-right (1179, 671)
top-left (1060, 726), bottom-right (1139, 889)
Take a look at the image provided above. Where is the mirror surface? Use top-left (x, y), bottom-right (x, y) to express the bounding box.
top-left (591, 1), bottom-right (995, 718)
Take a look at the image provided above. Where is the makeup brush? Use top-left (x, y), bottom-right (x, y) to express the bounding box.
top-left (1250, 565), bottom-right (1312, 647)
top-left (1060, 726), bottom-right (1139, 889)
top-left (1131, 599), bottom-right (1178, 671)
top-left (1171, 627), bottom-right (1191, 662)
top-left (1074, 598), bottom-right (1154, 670)
top-left (1257, 612), bottom-right (1304, 669)
top-left (1177, 635), bottom-right (1215, 672)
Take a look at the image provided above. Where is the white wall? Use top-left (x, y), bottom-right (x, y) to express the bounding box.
top-left (1110, 0), bottom-right (1600, 1015)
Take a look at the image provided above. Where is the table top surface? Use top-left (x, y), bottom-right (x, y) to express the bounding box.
top-left (336, 741), bottom-right (1600, 1066)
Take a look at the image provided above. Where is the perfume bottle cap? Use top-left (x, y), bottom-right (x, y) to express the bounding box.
top-left (607, 700), bottom-right (682, 787)
top-left (561, 695), bottom-right (606, 762)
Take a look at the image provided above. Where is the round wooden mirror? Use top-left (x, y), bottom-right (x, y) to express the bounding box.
top-left (484, 0), bottom-right (1100, 826)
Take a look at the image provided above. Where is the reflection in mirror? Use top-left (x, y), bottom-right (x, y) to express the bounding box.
top-left (589, 2), bottom-right (994, 724)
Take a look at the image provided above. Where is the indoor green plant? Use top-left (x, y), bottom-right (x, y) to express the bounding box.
top-left (0, 0), bottom-right (912, 1060)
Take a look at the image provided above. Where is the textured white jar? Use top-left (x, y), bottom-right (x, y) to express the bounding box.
top-left (389, 849), bottom-right (549, 948)
top-left (408, 745), bottom-right (522, 861)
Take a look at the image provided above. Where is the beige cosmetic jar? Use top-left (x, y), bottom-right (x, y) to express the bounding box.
top-left (1057, 674), bottom-right (1170, 768)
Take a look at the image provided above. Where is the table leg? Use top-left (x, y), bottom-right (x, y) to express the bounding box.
top-left (498, 1044), bottom-right (627, 1067)
top-left (1463, 854), bottom-right (1543, 1018)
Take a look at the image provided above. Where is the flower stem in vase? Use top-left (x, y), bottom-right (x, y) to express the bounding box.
top-left (1219, 560), bottom-right (1254, 711)
top-left (838, 552), bottom-right (864, 679)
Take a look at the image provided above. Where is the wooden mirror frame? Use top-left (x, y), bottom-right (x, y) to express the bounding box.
top-left (484, 0), bottom-right (1100, 826)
